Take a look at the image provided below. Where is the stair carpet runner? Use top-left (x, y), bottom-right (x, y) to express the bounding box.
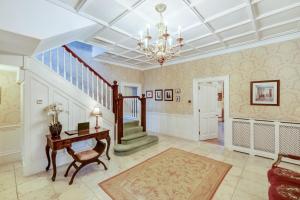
top-left (114, 120), bottom-right (159, 155)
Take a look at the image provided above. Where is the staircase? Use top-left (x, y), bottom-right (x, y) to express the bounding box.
top-left (35, 43), bottom-right (158, 155)
top-left (114, 120), bottom-right (158, 156)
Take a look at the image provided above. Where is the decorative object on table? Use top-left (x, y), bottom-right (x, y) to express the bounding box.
top-left (100, 148), bottom-right (231, 200)
top-left (155, 89), bottom-right (163, 101)
top-left (92, 107), bottom-right (102, 129)
top-left (250, 80), bottom-right (280, 106)
top-left (146, 90), bottom-right (153, 98)
top-left (175, 88), bottom-right (181, 94)
top-left (176, 96), bottom-right (180, 102)
top-left (77, 122), bottom-right (90, 135)
top-left (46, 103), bottom-right (63, 139)
top-left (137, 3), bottom-right (184, 66)
top-left (164, 89), bottom-right (173, 101)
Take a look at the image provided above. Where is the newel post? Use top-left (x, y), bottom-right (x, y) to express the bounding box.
top-left (141, 94), bottom-right (146, 131)
top-left (112, 80), bottom-right (118, 122)
top-left (117, 94), bottom-right (123, 144)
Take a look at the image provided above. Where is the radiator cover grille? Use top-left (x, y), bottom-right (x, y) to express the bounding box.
top-left (232, 121), bottom-right (251, 148)
top-left (253, 123), bottom-right (275, 153)
top-left (279, 125), bottom-right (300, 156)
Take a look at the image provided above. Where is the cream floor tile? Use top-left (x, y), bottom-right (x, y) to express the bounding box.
top-left (0, 135), bottom-right (278, 200)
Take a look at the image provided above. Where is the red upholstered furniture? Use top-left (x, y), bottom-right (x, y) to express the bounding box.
top-left (268, 154), bottom-right (300, 200)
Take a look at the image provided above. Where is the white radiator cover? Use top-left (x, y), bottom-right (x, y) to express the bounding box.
top-left (231, 118), bottom-right (300, 159)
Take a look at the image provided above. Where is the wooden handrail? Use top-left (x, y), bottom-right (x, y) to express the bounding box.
top-left (62, 45), bottom-right (112, 88)
top-left (123, 96), bottom-right (142, 100)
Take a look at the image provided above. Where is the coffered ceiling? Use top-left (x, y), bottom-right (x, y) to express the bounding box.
top-left (49, 0), bottom-right (300, 69)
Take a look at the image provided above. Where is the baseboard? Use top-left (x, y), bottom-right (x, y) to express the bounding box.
top-left (0, 151), bottom-right (21, 165)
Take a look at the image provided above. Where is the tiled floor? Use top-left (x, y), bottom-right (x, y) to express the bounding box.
top-left (1, 134), bottom-right (299, 200)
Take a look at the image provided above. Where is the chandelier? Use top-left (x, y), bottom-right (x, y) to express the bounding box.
top-left (137, 3), bottom-right (184, 66)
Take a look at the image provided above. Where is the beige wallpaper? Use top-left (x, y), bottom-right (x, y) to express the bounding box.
top-left (0, 71), bottom-right (20, 126)
top-left (143, 38), bottom-right (300, 122)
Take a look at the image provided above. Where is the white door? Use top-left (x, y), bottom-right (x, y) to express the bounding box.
top-left (198, 82), bottom-right (219, 140)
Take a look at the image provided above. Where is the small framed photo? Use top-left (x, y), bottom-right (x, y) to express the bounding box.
top-left (250, 80), bottom-right (280, 106)
top-left (175, 88), bottom-right (181, 94)
top-left (146, 90), bottom-right (153, 98)
top-left (176, 96), bottom-right (180, 102)
top-left (155, 90), bottom-right (163, 101)
top-left (164, 89), bottom-right (173, 101)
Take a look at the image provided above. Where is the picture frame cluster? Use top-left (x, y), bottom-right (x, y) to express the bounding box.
top-left (146, 88), bottom-right (181, 102)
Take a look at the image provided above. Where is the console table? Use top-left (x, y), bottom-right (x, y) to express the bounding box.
top-left (45, 128), bottom-right (110, 181)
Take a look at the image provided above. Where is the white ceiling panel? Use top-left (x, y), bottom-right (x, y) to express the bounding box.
top-left (219, 22), bottom-right (253, 39)
top-left (109, 46), bottom-right (128, 54)
top-left (209, 8), bottom-right (249, 30)
top-left (188, 35), bottom-right (219, 48)
top-left (257, 7), bottom-right (300, 28)
top-left (225, 33), bottom-right (256, 47)
top-left (119, 37), bottom-right (139, 49)
top-left (96, 28), bottom-right (129, 43)
top-left (254, 0), bottom-right (300, 16)
top-left (182, 25), bottom-right (210, 41)
top-left (113, 12), bottom-right (149, 35)
top-left (165, 7), bottom-right (199, 30)
top-left (82, 0), bottom-right (127, 23)
top-left (198, 42), bottom-right (224, 53)
top-left (194, 0), bottom-right (245, 18)
top-left (122, 51), bottom-right (143, 58)
top-left (260, 21), bottom-right (299, 39)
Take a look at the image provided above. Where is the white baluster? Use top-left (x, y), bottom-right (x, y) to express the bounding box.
top-left (86, 68), bottom-right (89, 96)
top-left (96, 76), bottom-right (99, 102)
top-left (81, 64), bottom-right (84, 91)
top-left (91, 72), bottom-right (94, 99)
top-left (76, 60), bottom-right (79, 88)
top-left (69, 53), bottom-right (72, 83)
top-left (49, 49), bottom-right (52, 70)
top-left (56, 48), bottom-right (59, 73)
top-left (110, 87), bottom-right (113, 111)
top-left (63, 50), bottom-right (66, 79)
top-left (101, 79), bottom-right (104, 105)
top-left (105, 84), bottom-right (108, 109)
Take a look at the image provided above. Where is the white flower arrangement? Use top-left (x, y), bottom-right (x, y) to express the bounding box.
top-left (45, 103), bottom-right (63, 125)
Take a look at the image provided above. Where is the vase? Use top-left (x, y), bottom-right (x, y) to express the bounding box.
top-left (49, 122), bottom-right (62, 139)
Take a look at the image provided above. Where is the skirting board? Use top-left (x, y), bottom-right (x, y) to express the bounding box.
top-left (0, 151), bottom-right (21, 165)
top-left (146, 112), bottom-right (198, 141)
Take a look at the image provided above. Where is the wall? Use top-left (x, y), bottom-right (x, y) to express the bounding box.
top-left (143, 38), bottom-right (300, 123)
top-left (0, 69), bottom-right (22, 164)
top-left (0, 70), bottom-right (20, 125)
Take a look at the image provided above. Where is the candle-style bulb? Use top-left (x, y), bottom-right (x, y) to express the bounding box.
top-left (178, 26), bottom-right (182, 38)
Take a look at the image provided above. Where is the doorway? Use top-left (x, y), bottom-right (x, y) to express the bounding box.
top-left (193, 76), bottom-right (230, 147)
top-left (120, 82), bottom-right (142, 121)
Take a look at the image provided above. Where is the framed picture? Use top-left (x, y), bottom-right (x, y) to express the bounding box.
top-left (155, 89), bottom-right (163, 101)
top-left (164, 89), bottom-right (173, 101)
top-left (175, 88), bottom-right (181, 94)
top-left (146, 90), bottom-right (153, 98)
top-left (250, 80), bottom-right (280, 106)
top-left (176, 96), bottom-right (180, 102)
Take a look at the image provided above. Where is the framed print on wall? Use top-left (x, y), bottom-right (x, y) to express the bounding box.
top-left (164, 89), bottom-right (173, 101)
top-left (155, 89), bottom-right (163, 101)
top-left (146, 90), bottom-right (153, 98)
top-left (250, 80), bottom-right (280, 106)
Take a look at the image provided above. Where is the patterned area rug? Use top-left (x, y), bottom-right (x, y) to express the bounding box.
top-left (99, 148), bottom-right (232, 200)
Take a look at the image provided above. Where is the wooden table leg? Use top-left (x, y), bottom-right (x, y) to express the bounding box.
top-left (51, 150), bottom-right (57, 181)
top-left (106, 135), bottom-right (111, 160)
top-left (45, 145), bottom-right (51, 171)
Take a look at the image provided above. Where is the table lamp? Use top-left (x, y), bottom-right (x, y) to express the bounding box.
top-left (92, 107), bottom-right (102, 129)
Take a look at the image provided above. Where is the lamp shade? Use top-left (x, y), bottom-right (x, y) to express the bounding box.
top-left (92, 107), bottom-right (102, 116)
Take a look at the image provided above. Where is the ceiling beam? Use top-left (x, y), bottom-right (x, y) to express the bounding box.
top-left (256, 2), bottom-right (300, 20)
top-left (245, 0), bottom-right (260, 40)
top-left (205, 3), bottom-right (248, 22)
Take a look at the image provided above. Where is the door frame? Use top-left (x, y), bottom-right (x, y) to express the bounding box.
top-left (193, 75), bottom-right (231, 148)
top-left (119, 81), bottom-right (142, 96)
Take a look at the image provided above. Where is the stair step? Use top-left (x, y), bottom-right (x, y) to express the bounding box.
top-left (124, 120), bottom-right (139, 128)
top-left (114, 135), bottom-right (159, 156)
top-left (124, 126), bottom-right (143, 136)
top-left (121, 135), bottom-right (148, 145)
top-left (121, 132), bottom-right (147, 142)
